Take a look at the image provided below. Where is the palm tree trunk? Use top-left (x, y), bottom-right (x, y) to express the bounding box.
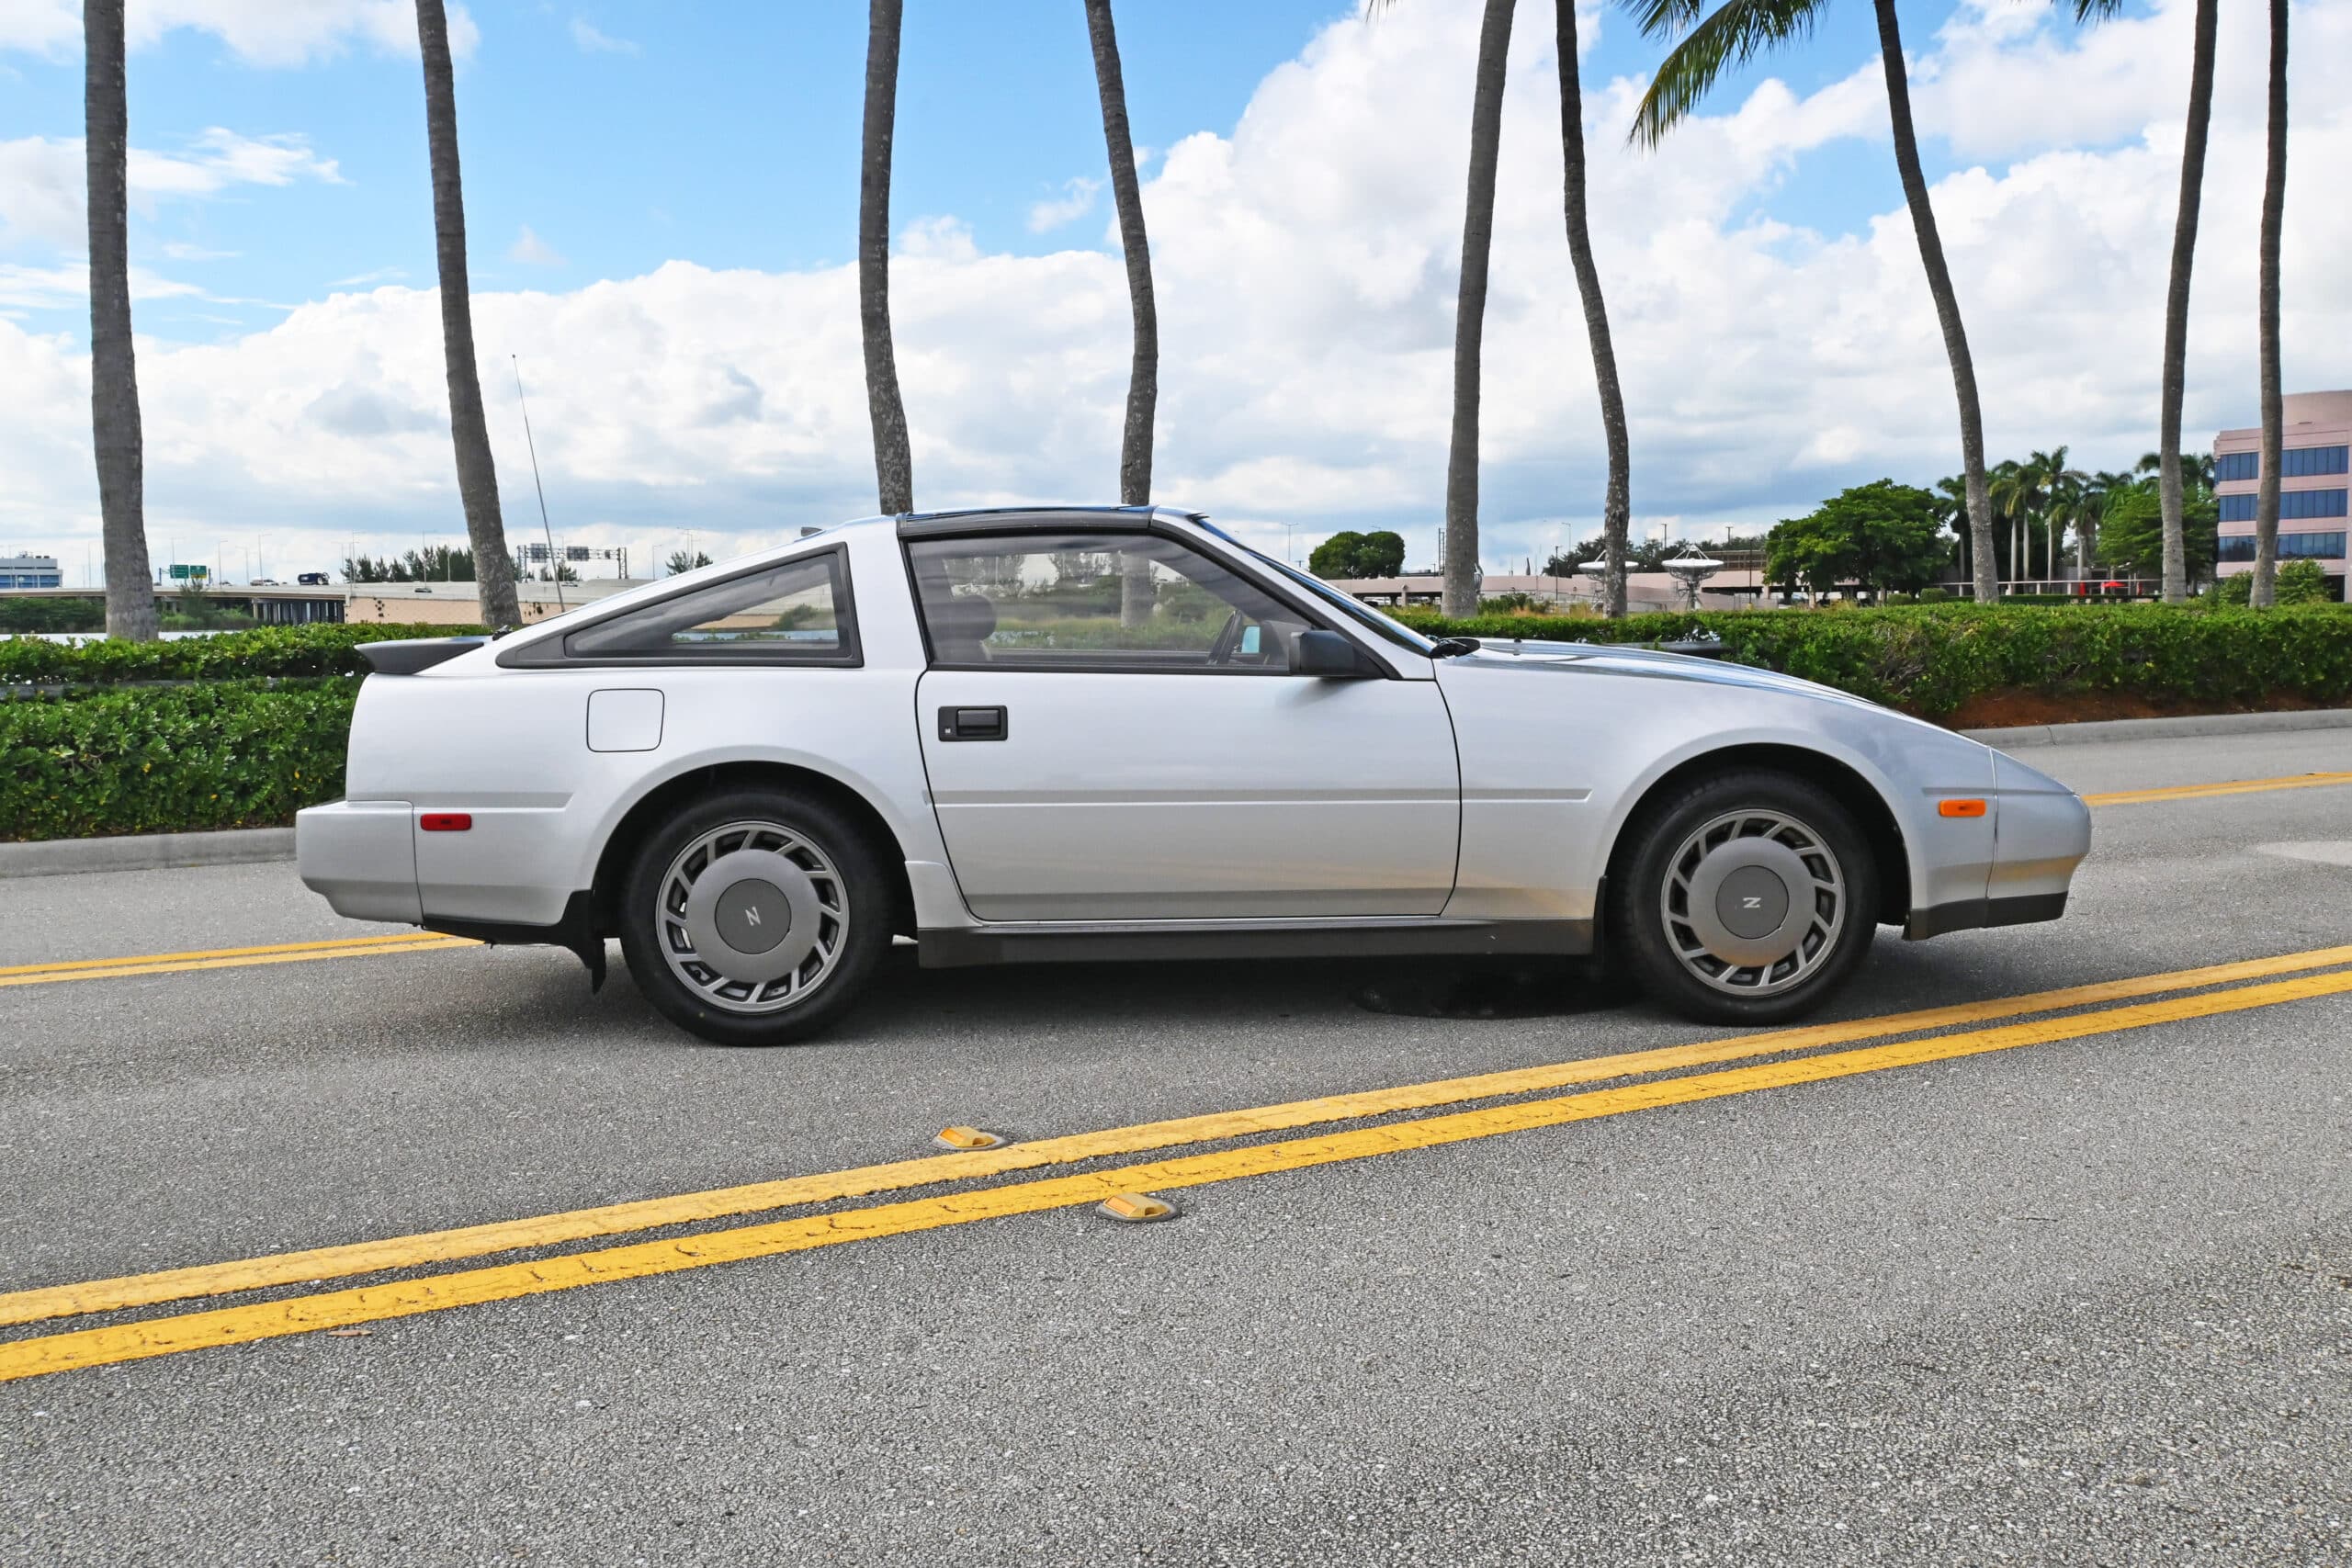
top-left (860, 0), bottom-right (914, 516)
top-left (1554, 0), bottom-right (1630, 619)
top-left (1870, 0), bottom-right (1996, 604)
top-left (1442, 0), bottom-right (1515, 619)
top-left (85, 0), bottom-right (155, 641)
top-left (2156, 0), bottom-right (2218, 604)
top-left (415, 0), bottom-right (520, 630)
top-left (1084, 0), bottom-right (1159, 629)
top-left (2250, 0), bottom-right (2287, 609)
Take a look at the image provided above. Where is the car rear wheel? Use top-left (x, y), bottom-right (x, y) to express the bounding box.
top-left (618, 788), bottom-right (891, 1046)
top-left (1608, 770), bottom-right (1877, 1025)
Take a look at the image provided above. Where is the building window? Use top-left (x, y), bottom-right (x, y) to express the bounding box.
top-left (2219, 494), bottom-right (2256, 522)
top-left (2216, 451), bottom-right (2258, 482)
top-left (2282, 488), bottom-right (2348, 521)
top-left (2283, 445), bottom-right (2350, 478)
top-left (2216, 531), bottom-right (2346, 562)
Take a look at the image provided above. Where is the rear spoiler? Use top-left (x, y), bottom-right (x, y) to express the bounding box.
top-left (356, 637), bottom-right (488, 675)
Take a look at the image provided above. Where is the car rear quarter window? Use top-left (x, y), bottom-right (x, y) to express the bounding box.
top-left (549, 550), bottom-right (860, 665)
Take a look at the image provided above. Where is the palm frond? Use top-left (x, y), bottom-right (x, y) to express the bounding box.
top-left (1629, 0), bottom-right (1827, 146)
top-left (2064, 0), bottom-right (2124, 22)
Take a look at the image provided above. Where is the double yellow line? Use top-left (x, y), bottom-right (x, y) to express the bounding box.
top-left (2081, 770), bottom-right (2352, 807)
top-left (6, 942), bottom-right (2351, 1384)
top-left (0, 931), bottom-right (476, 989)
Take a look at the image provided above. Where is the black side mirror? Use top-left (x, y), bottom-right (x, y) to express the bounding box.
top-left (1293, 627), bottom-right (1370, 677)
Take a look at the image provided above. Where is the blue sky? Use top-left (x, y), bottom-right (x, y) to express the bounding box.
top-left (1, 0), bottom-right (2345, 583)
top-left (4, 0), bottom-right (1943, 349)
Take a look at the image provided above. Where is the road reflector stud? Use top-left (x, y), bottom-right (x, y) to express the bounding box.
top-left (933, 1126), bottom-right (1003, 1151)
top-left (1938, 799), bottom-right (1988, 818)
top-left (1098, 1192), bottom-right (1177, 1224)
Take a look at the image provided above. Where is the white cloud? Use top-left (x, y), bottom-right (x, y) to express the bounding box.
top-left (507, 226), bottom-right (565, 266)
top-left (0, 130), bottom-right (340, 249)
top-left (161, 242), bottom-right (238, 261)
top-left (2, 0), bottom-right (2346, 573)
top-left (0, 1), bottom-right (479, 65)
top-left (1027, 175), bottom-right (1103, 232)
top-left (570, 17), bottom-right (639, 55)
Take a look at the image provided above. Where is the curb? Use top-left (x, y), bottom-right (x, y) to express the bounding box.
top-left (1962, 707), bottom-right (2352, 749)
top-left (0, 827), bottom-right (296, 880)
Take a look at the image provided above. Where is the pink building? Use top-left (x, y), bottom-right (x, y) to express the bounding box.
top-left (2213, 389), bottom-right (2351, 597)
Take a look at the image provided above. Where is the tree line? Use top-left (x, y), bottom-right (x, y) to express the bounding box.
top-left (74, 0), bottom-right (2301, 641)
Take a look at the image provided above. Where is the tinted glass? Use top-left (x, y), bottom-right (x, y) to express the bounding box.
top-left (2216, 531), bottom-right (2346, 562)
top-left (2282, 445), bottom-right (2350, 478)
top-left (566, 553), bottom-right (850, 660)
top-left (2219, 494), bottom-right (2256, 523)
top-left (907, 532), bottom-right (1317, 672)
top-left (2281, 488), bottom-right (2348, 521)
top-left (2215, 451), bottom-right (2259, 482)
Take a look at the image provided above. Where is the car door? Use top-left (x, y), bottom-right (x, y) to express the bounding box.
top-left (907, 524), bottom-right (1461, 921)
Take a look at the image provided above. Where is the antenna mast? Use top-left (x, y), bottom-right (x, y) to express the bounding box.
top-left (512, 355), bottom-right (564, 613)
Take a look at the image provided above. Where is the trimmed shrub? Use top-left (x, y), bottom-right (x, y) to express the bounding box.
top-left (1, 680), bottom-right (356, 840)
top-left (0, 622), bottom-right (483, 687)
top-left (1394, 603), bottom-right (2352, 719)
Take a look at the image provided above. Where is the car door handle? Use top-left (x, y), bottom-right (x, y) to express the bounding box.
top-left (938, 705), bottom-right (1008, 741)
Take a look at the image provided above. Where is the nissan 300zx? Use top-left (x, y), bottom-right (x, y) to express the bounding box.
top-left (297, 506), bottom-right (2091, 1045)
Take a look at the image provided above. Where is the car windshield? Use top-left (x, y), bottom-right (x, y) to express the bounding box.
top-left (1253, 552), bottom-right (1438, 656)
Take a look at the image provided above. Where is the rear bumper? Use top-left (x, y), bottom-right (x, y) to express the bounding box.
top-left (295, 799), bottom-right (420, 923)
top-left (1904, 891), bottom-right (2068, 941)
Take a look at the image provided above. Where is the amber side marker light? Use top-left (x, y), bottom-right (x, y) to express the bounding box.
top-left (933, 1125), bottom-right (1003, 1151)
top-left (1938, 799), bottom-right (1988, 818)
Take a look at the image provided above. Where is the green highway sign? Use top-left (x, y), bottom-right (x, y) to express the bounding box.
top-left (168, 564), bottom-right (209, 581)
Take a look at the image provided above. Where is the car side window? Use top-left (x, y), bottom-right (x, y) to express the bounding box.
top-left (906, 532), bottom-right (1317, 673)
top-left (561, 551), bottom-right (858, 664)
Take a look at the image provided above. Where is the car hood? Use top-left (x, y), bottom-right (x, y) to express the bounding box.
top-left (1444, 638), bottom-right (1911, 721)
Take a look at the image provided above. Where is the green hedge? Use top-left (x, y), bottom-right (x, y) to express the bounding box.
top-left (1396, 603), bottom-right (2352, 719)
top-left (0, 622), bottom-right (483, 687)
top-left (1, 680), bottom-right (356, 840)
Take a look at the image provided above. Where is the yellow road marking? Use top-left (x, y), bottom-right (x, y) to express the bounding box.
top-left (2082, 771), bottom-right (2352, 807)
top-left (0, 931), bottom-right (454, 979)
top-left (0, 935), bottom-right (477, 989)
top-left (6, 964), bottom-right (2347, 1384)
top-left (7, 942), bottom-right (2351, 1330)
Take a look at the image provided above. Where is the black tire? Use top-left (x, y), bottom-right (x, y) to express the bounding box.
top-left (617, 787), bottom-right (893, 1046)
top-left (1606, 769), bottom-right (1878, 1026)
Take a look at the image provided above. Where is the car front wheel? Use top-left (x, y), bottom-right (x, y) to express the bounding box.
top-left (618, 788), bottom-right (891, 1046)
top-left (1609, 770), bottom-right (1878, 1025)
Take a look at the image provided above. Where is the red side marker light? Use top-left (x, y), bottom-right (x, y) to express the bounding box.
top-left (1938, 799), bottom-right (1987, 818)
top-left (420, 813), bottom-right (472, 832)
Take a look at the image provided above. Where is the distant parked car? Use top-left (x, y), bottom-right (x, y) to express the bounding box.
top-left (298, 572), bottom-right (331, 586)
top-left (298, 507), bottom-right (2091, 1046)
top-left (250, 578), bottom-right (280, 586)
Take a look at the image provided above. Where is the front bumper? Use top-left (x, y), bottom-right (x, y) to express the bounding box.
top-left (1905, 891), bottom-right (2069, 941)
top-left (295, 799), bottom-right (421, 923)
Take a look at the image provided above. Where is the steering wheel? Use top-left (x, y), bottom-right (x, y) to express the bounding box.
top-left (1206, 609), bottom-right (1245, 667)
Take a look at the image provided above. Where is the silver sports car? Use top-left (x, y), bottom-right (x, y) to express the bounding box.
top-left (297, 506), bottom-right (2091, 1045)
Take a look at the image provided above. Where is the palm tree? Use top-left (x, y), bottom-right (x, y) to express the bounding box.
top-left (1442, 0), bottom-right (1516, 617)
top-left (2077, 469), bottom-right (2133, 574)
top-left (414, 0), bottom-right (521, 630)
top-left (2080, 0), bottom-right (2216, 602)
top-left (860, 0), bottom-right (914, 515)
top-left (1630, 0), bottom-right (1999, 604)
top-left (85, 0), bottom-right (155, 641)
top-left (1083, 0), bottom-right (1159, 628)
top-left (2251, 0), bottom-right (2288, 607)
top-left (1554, 0), bottom-right (1633, 617)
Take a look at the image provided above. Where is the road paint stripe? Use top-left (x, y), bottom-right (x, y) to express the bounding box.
top-left (6, 964), bottom-right (2346, 1383)
top-left (0, 936), bottom-right (477, 989)
top-left (8, 942), bottom-right (2352, 1330)
top-left (0, 931), bottom-right (453, 979)
top-left (2083, 771), bottom-right (2352, 807)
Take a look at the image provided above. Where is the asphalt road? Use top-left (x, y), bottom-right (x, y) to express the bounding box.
top-left (3, 729), bottom-right (2348, 1566)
